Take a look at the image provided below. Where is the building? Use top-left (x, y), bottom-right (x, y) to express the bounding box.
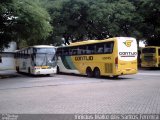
top-left (0, 42), bottom-right (17, 70)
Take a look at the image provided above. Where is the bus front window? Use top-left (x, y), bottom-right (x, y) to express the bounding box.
top-left (33, 48), bottom-right (57, 67)
top-left (142, 48), bottom-right (156, 53)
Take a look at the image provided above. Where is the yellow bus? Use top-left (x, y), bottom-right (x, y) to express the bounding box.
top-left (141, 46), bottom-right (160, 68)
top-left (57, 37), bottom-right (137, 78)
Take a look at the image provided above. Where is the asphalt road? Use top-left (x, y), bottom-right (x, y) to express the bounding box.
top-left (0, 69), bottom-right (160, 114)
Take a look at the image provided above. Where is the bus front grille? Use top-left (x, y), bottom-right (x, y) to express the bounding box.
top-left (105, 63), bottom-right (113, 73)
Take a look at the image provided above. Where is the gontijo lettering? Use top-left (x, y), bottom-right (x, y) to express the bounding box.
top-left (119, 52), bottom-right (137, 57)
top-left (75, 56), bottom-right (93, 61)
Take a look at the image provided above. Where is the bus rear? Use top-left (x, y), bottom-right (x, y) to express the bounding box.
top-left (115, 37), bottom-right (137, 76)
top-left (141, 47), bottom-right (160, 67)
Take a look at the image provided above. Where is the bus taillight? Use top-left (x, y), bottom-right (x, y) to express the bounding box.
top-left (115, 57), bottom-right (118, 69)
top-left (115, 57), bottom-right (118, 64)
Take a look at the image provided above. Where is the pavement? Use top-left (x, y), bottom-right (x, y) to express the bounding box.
top-left (0, 70), bottom-right (19, 79)
top-left (0, 69), bottom-right (160, 114)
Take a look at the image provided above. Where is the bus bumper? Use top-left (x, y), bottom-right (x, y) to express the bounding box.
top-left (115, 68), bottom-right (137, 75)
top-left (32, 68), bottom-right (57, 75)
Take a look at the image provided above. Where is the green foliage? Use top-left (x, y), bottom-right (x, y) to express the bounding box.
top-left (1, 0), bottom-right (160, 48)
top-left (0, 0), bottom-right (52, 50)
top-left (0, 0), bottom-right (14, 51)
top-left (137, 0), bottom-right (160, 45)
top-left (47, 0), bottom-right (142, 45)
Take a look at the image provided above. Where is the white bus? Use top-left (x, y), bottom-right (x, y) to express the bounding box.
top-left (15, 45), bottom-right (57, 75)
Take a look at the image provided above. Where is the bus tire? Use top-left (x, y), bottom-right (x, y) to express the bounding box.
top-left (113, 75), bottom-right (119, 78)
top-left (86, 67), bottom-right (93, 77)
top-left (57, 66), bottom-right (60, 74)
top-left (16, 66), bottom-right (19, 73)
top-left (28, 67), bottom-right (31, 75)
top-left (94, 67), bottom-right (101, 78)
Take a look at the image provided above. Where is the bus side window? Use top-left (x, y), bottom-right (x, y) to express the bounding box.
top-left (87, 44), bottom-right (95, 54)
top-left (98, 47), bottom-right (103, 53)
top-left (96, 43), bottom-right (104, 54)
top-left (104, 42), bottom-right (113, 53)
top-left (63, 48), bottom-right (69, 56)
top-left (78, 45), bottom-right (86, 55)
top-left (57, 48), bottom-right (62, 56)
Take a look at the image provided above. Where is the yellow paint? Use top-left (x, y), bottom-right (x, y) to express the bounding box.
top-left (58, 37), bottom-right (137, 77)
top-left (141, 46), bottom-right (160, 68)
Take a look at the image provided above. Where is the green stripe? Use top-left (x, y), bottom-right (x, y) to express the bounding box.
top-left (61, 56), bottom-right (76, 70)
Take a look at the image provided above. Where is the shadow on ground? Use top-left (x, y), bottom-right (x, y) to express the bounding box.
top-left (57, 72), bottom-right (132, 81)
top-left (0, 74), bottom-right (20, 79)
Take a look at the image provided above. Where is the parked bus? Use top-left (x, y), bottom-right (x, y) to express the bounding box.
top-left (141, 46), bottom-right (160, 68)
top-left (15, 45), bottom-right (57, 75)
top-left (57, 37), bottom-right (137, 78)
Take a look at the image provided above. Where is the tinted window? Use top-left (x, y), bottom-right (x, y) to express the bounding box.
top-left (95, 41), bottom-right (114, 54)
top-left (96, 43), bottom-right (104, 54)
top-left (57, 41), bottom-right (114, 56)
top-left (104, 42), bottom-right (114, 53)
top-left (142, 48), bottom-right (156, 53)
top-left (87, 44), bottom-right (96, 54)
top-left (63, 47), bottom-right (69, 56)
top-left (57, 48), bottom-right (62, 56)
top-left (78, 45), bottom-right (87, 55)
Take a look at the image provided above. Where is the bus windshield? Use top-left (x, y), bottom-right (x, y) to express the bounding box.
top-left (33, 48), bottom-right (56, 67)
top-left (142, 48), bottom-right (156, 53)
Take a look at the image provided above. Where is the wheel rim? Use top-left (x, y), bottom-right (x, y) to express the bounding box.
top-left (94, 68), bottom-right (100, 78)
top-left (86, 68), bottom-right (93, 77)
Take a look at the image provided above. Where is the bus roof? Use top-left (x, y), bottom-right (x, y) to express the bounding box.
top-left (68, 37), bottom-right (115, 46)
top-left (60, 37), bottom-right (135, 47)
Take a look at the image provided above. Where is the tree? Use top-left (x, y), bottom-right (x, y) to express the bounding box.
top-left (46, 0), bottom-right (140, 45)
top-left (136, 0), bottom-right (160, 46)
top-left (0, 0), bottom-right (52, 50)
top-left (39, 0), bottom-right (160, 46)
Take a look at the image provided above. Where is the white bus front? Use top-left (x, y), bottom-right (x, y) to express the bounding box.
top-left (31, 47), bottom-right (57, 75)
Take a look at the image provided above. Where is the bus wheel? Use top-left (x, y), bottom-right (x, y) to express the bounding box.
top-left (16, 67), bottom-right (19, 73)
top-left (28, 67), bottom-right (31, 74)
top-left (94, 67), bottom-right (101, 78)
top-left (57, 66), bottom-right (60, 74)
top-left (86, 67), bottom-right (93, 77)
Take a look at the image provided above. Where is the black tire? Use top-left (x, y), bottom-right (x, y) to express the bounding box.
top-left (94, 67), bottom-right (101, 78)
top-left (16, 66), bottom-right (19, 73)
top-left (57, 66), bottom-right (60, 74)
top-left (112, 75), bottom-right (119, 78)
top-left (28, 67), bottom-right (31, 74)
top-left (86, 67), bottom-right (93, 77)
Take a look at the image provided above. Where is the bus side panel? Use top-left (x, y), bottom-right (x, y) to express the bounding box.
top-left (57, 56), bottom-right (80, 74)
top-left (70, 54), bottom-right (115, 76)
